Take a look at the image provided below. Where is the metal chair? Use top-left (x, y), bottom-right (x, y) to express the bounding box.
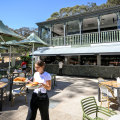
top-left (81, 96), bottom-right (117, 120)
top-left (11, 86), bottom-right (27, 106)
top-left (99, 83), bottom-right (118, 110)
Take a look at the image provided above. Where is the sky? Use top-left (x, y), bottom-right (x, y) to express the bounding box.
top-left (0, 0), bottom-right (107, 29)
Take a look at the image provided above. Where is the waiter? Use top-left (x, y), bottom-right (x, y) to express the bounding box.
top-left (26, 60), bottom-right (51, 120)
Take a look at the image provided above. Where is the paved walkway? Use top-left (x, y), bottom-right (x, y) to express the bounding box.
top-left (0, 76), bottom-right (120, 120)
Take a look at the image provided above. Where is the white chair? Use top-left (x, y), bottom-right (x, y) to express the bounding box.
top-left (11, 86), bottom-right (27, 106)
top-left (0, 78), bottom-right (8, 83)
top-left (98, 77), bottom-right (106, 83)
top-left (19, 72), bottom-right (25, 77)
top-left (99, 83), bottom-right (118, 110)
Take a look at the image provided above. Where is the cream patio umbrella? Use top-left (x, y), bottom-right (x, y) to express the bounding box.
top-left (0, 46), bottom-right (8, 50)
top-left (0, 46), bottom-right (8, 58)
top-left (0, 20), bottom-right (25, 72)
top-left (18, 33), bottom-right (48, 74)
top-left (0, 40), bottom-right (28, 72)
top-left (0, 20), bottom-right (24, 42)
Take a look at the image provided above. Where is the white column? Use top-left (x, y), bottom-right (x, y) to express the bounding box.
top-left (65, 56), bottom-right (68, 64)
top-left (39, 27), bottom-right (42, 39)
top-left (50, 24), bottom-right (52, 46)
top-left (79, 20), bottom-right (82, 45)
top-left (64, 23), bottom-right (66, 46)
top-left (97, 54), bottom-right (101, 66)
top-left (38, 26), bottom-right (40, 38)
top-left (67, 56), bottom-right (70, 64)
top-left (78, 56), bottom-right (81, 65)
top-left (117, 12), bottom-right (120, 29)
top-left (97, 16), bottom-right (101, 43)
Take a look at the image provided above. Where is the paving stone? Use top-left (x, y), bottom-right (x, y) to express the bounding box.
top-left (0, 76), bottom-right (120, 120)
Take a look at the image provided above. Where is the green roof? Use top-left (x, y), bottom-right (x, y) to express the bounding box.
top-left (0, 20), bottom-right (24, 42)
top-left (19, 33), bottom-right (48, 46)
top-left (0, 40), bottom-right (28, 48)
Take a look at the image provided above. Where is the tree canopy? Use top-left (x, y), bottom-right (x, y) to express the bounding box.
top-left (47, 0), bottom-right (120, 21)
top-left (107, 0), bottom-right (120, 5)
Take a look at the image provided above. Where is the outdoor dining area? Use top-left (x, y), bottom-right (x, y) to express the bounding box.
top-left (1, 20), bottom-right (120, 120)
top-left (0, 67), bottom-right (57, 111)
top-left (1, 71), bottom-right (120, 120)
top-left (92, 77), bottom-right (120, 120)
top-left (0, 20), bottom-right (58, 114)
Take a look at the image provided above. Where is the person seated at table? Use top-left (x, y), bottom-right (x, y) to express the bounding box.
top-left (18, 68), bottom-right (22, 73)
top-left (21, 61), bottom-right (27, 72)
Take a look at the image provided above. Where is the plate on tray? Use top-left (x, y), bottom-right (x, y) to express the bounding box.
top-left (13, 79), bottom-right (28, 84)
top-left (26, 83), bottom-right (42, 89)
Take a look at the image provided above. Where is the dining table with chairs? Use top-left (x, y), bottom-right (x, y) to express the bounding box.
top-left (98, 79), bottom-right (120, 110)
top-left (9, 71), bottom-right (26, 101)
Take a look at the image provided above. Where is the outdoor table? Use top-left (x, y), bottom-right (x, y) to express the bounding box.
top-left (98, 81), bottom-right (120, 110)
top-left (0, 81), bottom-right (8, 111)
top-left (9, 75), bottom-right (27, 101)
top-left (108, 114), bottom-right (120, 120)
top-left (9, 72), bottom-right (21, 99)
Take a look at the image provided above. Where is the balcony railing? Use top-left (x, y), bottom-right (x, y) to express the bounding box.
top-left (51, 29), bottom-right (120, 46)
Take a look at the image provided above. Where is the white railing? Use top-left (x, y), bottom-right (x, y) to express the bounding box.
top-left (51, 29), bottom-right (120, 46)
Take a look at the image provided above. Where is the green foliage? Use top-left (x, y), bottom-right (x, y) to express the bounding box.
top-left (47, 1), bottom-right (120, 21)
top-left (51, 12), bottom-right (59, 18)
top-left (59, 8), bottom-right (68, 17)
top-left (12, 64), bottom-right (21, 69)
top-left (20, 56), bottom-right (31, 64)
top-left (47, 17), bottom-right (57, 21)
top-left (107, 0), bottom-right (120, 5)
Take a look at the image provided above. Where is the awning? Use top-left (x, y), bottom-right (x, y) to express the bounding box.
top-left (33, 42), bottom-right (120, 56)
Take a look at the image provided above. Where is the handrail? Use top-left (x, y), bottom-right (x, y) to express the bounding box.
top-left (51, 29), bottom-right (120, 46)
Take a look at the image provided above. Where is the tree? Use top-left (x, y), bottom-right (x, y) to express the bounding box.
top-left (47, 2), bottom-right (98, 20)
top-left (66, 7), bottom-right (73, 16)
top-left (59, 8), bottom-right (68, 17)
top-left (98, 3), bottom-right (111, 9)
top-left (14, 27), bottom-right (38, 37)
top-left (51, 12), bottom-right (59, 18)
top-left (47, 1), bottom-right (120, 21)
top-left (107, 0), bottom-right (120, 5)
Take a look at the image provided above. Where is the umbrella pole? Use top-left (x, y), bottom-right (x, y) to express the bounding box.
top-left (0, 35), bottom-right (5, 42)
top-left (9, 45), bottom-right (11, 73)
top-left (32, 43), bottom-right (34, 75)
